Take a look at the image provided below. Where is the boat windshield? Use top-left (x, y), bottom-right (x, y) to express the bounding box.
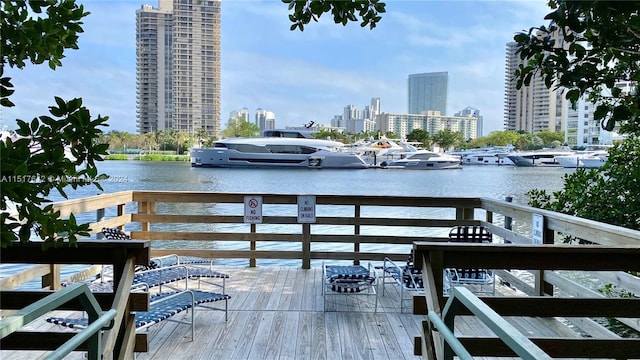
top-left (265, 144), bottom-right (318, 154)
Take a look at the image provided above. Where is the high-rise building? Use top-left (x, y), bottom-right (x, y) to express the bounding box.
top-left (229, 107), bottom-right (250, 123)
top-left (136, 0), bottom-right (221, 137)
top-left (408, 72), bottom-right (448, 115)
top-left (504, 41), bottom-right (565, 135)
top-left (455, 107), bottom-right (483, 138)
top-left (255, 108), bottom-right (276, 132)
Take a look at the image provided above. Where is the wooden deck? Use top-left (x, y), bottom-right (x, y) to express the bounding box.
top-left (1, 267), bottom-right (583, 360)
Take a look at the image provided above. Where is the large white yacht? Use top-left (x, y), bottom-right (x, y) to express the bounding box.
top-left (506, 149), bottom-right (574, 167)
top-left (379, 151), bottom-right (462, 170)
top-left (554, 146), bottom-right (611, 168)
top-left (449, 146), bottom-right (516, 166)
top-left (190, 129), bottom-right (369, 169)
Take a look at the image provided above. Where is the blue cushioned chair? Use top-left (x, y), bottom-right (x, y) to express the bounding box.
top-left (322, 262), bottom-right (378, 312)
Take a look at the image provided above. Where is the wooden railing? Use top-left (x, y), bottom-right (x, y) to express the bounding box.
top-left (414, 242), bottom-right (640, 359)
top-left (11, 191), bottom-right (638, 293)
top-left (0, 240), bottom-right (150, 359)
top-left (2, 191), bottom-right (640, 357)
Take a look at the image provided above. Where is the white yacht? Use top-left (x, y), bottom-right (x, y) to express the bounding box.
top-left (555, 146), bottom-right (611, 168)
top-left (506, 150), bottom-right (574, 167)
top-left (190, 131), bottom-right (369, 169)
top-left (580, 153), bottom-right (608, 168)
top-left (448, 146), bottom-right (515, 166)
top-left (379, 151), bottom-right (462, 170)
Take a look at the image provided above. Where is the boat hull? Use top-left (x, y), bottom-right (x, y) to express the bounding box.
top-left (190, 148), bottom-right (369, 169)
top-left (380, 160), bottom-right (462, 170)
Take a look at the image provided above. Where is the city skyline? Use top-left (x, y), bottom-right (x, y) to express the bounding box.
top-left (1, 1), bottom-right (550, 136)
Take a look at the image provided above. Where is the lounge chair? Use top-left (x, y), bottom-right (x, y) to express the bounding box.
top-left (101, 228), bottom-right (216, 269)
top-left (84, 264), bottom-right (229, 300)
top-left (381, 250), bottom-right (425, 312)
top-left (322, 262), bottom-right (378, 312)
top-left (445, 225), bottom-right (495, 295)
top-left (47, 287), bottom-right (230, 341)
top-left (98, 228), bottom-right (228, 290)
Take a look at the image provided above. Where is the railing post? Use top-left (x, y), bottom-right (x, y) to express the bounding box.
top-left (250, 223), bottom-right (256, 267)
top-left (302, 223), bottom-right (311, 269)
top-left (41, 264), bottom-right (61, 290)
top-left (504, 196), bottom-right (513, 230)
top-left (138, 201), bottom-right (154, 232)
top-left (96, 207), bottom-right (105, 239)
top-left (353, 204), bottom-right (361, 266)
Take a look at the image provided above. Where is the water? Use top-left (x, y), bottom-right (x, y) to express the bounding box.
top-left (2, 161), bottom-right (571, 287)
top-left (63, 160), bottom-right (569, 201)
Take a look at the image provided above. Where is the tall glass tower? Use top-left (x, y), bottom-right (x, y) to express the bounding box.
top-left (408, 72), bottom-right (449, 115)
top-left (136, 0), bottom-right (221, 137)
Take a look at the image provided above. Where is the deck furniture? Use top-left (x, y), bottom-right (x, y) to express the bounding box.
top-left (101, 228), bottom-right (216, 269)
top-left (322, 262), bottom-right (378, 312)
top-left (47, 288), bottom-right (229, 341)
top-left (381, 250), bottom-right (425, 313)
top-left (445, 225), bottom-right (495, 295)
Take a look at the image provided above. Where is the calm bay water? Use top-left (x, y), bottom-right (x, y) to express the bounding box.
top-left (62, 160), bottom-right (570, 202)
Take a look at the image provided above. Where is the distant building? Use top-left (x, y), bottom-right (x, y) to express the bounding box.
top-left (504, 40), bottom-right (565, 135)
top-left (377, 111), bottom-right (477, 140)
top-left (255, 108), bottom-right (276, 131)
top-left (136, 0), bottom-right (221, 137)
top-left (565, 81), bottom-right (631, 147)
top-left (331, 115), bottom-right (344, 129)
top-left (229, 108), bottom-right (250, 123)
top-left (408, 72), bottom-right (449, 115)
top-left (455, 107), bottom-right (483, 138)
top-left (505, 35), bottom-right (629, 146)
top-left (334, 98), bottom-right (379, 134)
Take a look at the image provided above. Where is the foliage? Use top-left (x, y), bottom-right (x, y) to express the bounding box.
top-left (464, 130), bottom-right (529, 149)
top-left (513, 0), bottom-right (640, 135)
top-left (431, 129), bottom-right (464, 151)
top-left (534, 130), bottom-right (564, 146)
top-left (221, 117), bottom-right (261, 138)
top-left (599, 283), bottom-right (636, 299)
top-left (313, 129), bottom-right (351, 143)
top-left (134, 154), bottom-right (189, 162)
top-left (283, 0), bottom-right (386, 31)
top-left (527, 135), bottom-right (640, 231)
top-left (104, 154), bottom-right (129, 160)
top-left (1, 1), bottom-right (110, 248)
top-left (406, 129), bottom-right (430, 148)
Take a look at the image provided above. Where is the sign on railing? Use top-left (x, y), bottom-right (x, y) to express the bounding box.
top-left (532, 213), bottom-right (544, 244)
top-left (244, 196), bottom-right (263, 224)
top-left (297, 195), bottom-right (316, 223)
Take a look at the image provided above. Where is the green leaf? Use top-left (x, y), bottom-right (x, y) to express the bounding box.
top-left (565, 89), bottom-right (580, 103)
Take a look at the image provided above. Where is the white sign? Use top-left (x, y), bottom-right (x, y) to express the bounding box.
top-left (532, 213), bottom-right (544, 244)
top-left (244, 196), bottom-right (263, 223)
top-left (297, 195), bottom-right (316, 223)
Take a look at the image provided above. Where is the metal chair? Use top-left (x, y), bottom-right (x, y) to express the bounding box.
top-left (445, 225), bottom-right (495, 295)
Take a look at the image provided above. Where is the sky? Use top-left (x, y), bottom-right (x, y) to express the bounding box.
top-left (1, 0), bottom-right (551, 136)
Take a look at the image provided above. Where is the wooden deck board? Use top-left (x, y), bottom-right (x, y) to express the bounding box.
top-left (1, 267), bottom-right (590, 360)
